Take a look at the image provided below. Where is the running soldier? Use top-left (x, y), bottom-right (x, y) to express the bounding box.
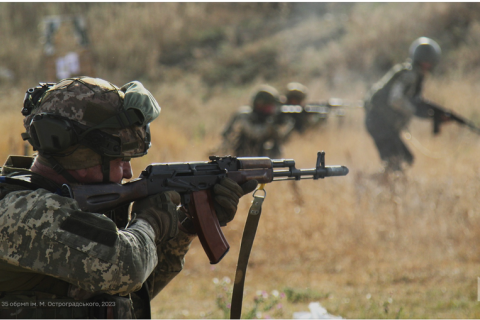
top-left (364, 37), bottom-right (442, 171)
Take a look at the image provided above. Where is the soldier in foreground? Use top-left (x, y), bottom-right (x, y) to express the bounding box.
top-left (364, 37), bottom-right (443, 172)
top-left (0, 77), bottom-right (257, 318)
top-left (220, 84), bottom-right (295, 158)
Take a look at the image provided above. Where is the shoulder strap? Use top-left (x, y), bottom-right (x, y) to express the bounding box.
top-left (230, 185), bottom-right (266, 319)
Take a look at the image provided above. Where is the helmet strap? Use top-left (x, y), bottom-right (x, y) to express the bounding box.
top-left (101, 156), bottom-right (112, 183)
top-left (42, 153), bottom-right (79, 184)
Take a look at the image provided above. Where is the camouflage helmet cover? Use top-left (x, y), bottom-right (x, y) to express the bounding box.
top-left (23, 77), bottom-right (161, 169)
top-left (409, 37), bottom-right (441, 68)
top-left (285, 82), bottom-right (308, 102)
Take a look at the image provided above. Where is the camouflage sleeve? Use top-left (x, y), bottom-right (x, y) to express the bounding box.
top-left (275, 116), bottom-right (295, 140)
top-left (0, 188), bottom-right (158, 296)
top-left (146, 229), bottom-right (196, 299)
top-left (222, 113), bottom-right (240, 138)
top-left (388, 70), bottom-right (418, 116)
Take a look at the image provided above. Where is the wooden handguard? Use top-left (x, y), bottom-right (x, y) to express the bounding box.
top-left (188, 190), bottom-right (230, 264)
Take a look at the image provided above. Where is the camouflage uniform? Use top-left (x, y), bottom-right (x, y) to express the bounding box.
top-left (0, 156), bottom-right (195, 319)
top-left (221, 106), bottom-right (295, 158)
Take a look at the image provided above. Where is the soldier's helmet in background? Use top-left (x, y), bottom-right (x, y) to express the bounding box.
top-left (22, 77), bottom-right (160, 171)
top-left (251, 84), bottom-right (281, 110)
top-left (285, 82), bottom-right (308, 103)
top-left (409, 37), bottom-right (441, 69)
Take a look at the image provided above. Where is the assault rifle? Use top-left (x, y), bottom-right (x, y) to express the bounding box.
top-left (280, 98), bottom-right (350, 118)
top-left (413, 98), bottom-right (480, 135)
top-left (280, 98), bottom-right (364, 134)
top-left (62, 152), bottom-right (348, 264)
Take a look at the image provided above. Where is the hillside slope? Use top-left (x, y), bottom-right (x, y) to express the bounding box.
top-left (1, 3), bottom-right (480, 89)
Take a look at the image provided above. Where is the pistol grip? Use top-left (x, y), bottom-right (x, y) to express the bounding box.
top-left (189, 190), bottom-right (230, 264)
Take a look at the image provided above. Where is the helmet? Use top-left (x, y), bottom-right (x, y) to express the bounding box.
top-left (251, 85), bottom-right (280, 109)
top-left (21, 77), bottom-right (161, 182)
top-left (409, 37), bottom-right (441, 69)
top-left (285, 82), bottom-right (308, 104)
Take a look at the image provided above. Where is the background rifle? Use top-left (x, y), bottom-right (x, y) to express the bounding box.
top-left (280, 98), bottom-right (361, 134)
top-left (62, 152), bottom-right (349, 264)
top-left (413, 98), bottom-right (480, 135)
top-left (280, 98), bottom-right (352, 118)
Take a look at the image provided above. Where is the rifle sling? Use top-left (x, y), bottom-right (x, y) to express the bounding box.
top-left (230, 185), bottom-right (266, 319)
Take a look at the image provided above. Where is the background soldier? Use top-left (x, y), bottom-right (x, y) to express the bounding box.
top-left (0, 77), bottom-right (257, 318)
top-left (364, 37), bottom-right (442, 171)
top-left (220, 84), bottom-right (295, 158)
top-left (282, 82), bottom-right (311, 134)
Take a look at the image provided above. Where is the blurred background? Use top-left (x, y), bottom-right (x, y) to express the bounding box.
top-left (1, 2), bottom-right (480, 318)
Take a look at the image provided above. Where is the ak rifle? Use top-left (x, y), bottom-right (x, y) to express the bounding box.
top-left (62, 152), bottom-right (349, 264)
top-left (413, 98), bottom-right (480, 135)
top-left (281, 98), bottom-right (364, 118)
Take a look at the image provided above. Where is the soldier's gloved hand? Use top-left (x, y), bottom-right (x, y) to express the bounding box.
top-left (213, 177), bottom-right (259, 226)
top-left (133, 191), bottom-right (180, 244)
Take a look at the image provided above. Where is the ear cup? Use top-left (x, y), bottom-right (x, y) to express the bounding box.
top-left (29, 114), bottom-right (78, 153)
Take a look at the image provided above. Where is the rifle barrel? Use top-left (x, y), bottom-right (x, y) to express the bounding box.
top-left (272, 165), bottom-right (349, 180)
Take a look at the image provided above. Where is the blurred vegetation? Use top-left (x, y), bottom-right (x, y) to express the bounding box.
top-left (2, 2), bottom-right (480, 90)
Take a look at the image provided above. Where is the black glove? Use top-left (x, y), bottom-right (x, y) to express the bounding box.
top-left (133, 191), bottom-right (180, 244)
top-left (213, 177), bottom-right (258, 226)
